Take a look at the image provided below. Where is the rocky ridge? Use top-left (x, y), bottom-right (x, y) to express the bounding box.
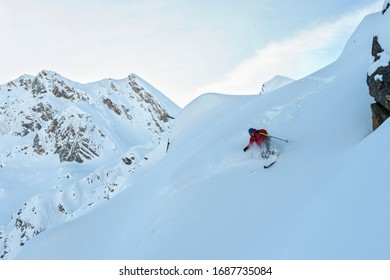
top-left (0, 70), bottom-right (180, 259)
top-left (0, 70), bottom-right (176, 163)
top-left (367, 36), bottom-right (390, 130)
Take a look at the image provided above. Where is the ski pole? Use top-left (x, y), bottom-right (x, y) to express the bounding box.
top-left (259, 132), bottom-right (289, 143)
top-left (269, 135), bottom-right (289, 143)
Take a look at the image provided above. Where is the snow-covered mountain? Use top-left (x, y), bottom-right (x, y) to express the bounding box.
top-left (0, 71), bottom-right (180, 259)
top-left (3, 3), bottom-right (390, 260)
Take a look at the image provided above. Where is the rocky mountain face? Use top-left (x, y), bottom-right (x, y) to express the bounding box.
top-left (0, 70), bottom-right (180, 259)
top-left (367, 35), bottom-right (390, 130)
top-left (366, 3), bottom-right (390, 131)
top-left (0, 70), bottom-right (177, 163)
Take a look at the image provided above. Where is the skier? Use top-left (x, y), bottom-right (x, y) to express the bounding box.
top-left (243, 128), bottom-right (271, 157)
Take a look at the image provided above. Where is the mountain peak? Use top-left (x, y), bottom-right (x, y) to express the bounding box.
top-left (1, 70), bottom-right (179, 163)
top-left (0, 70), bottom-right (180, 259)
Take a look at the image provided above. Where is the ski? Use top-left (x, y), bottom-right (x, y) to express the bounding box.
top-left (249, 150), bottom-right (279, 173)
top-left (264, 161), bottom-right (276, 169)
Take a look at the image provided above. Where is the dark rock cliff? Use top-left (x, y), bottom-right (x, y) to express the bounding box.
top-left (367, 36), bottom-right (390, 130)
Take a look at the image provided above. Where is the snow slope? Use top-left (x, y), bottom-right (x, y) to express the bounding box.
top-left (14, 7), bottom-right (390, 259)
top-left (260, 75), bottom-right (295, 95)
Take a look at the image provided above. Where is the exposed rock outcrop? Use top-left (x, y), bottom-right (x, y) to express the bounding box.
top-left (367, 36), bottom-right (390, 130)
top-left (383, 1), bottom-right (390, 14)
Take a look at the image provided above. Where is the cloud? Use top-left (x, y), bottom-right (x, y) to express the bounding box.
top-left (198, 1), bottom-right (382, 95)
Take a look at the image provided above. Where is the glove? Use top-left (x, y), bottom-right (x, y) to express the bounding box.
top-left (243, 147), bottom-right (248, 152)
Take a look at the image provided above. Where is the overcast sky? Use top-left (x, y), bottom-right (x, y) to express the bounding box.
top-left (0, 0), bottom-right (383, 106)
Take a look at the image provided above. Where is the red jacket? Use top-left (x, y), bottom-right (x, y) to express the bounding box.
top-left (244, 129), bottom-right (269, 151)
